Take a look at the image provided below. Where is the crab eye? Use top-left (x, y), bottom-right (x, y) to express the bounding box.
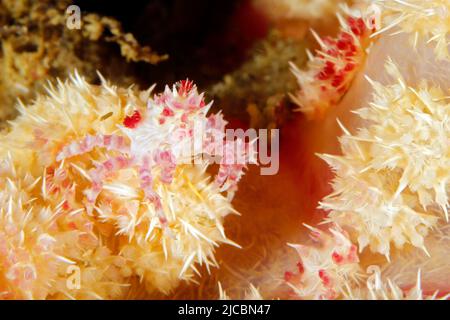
top-left (123, 110), bottom-right (142, 129)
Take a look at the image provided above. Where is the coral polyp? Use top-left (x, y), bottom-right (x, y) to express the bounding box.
top-left (254, 0), bottom-right (345, 21)
top-left (318, 60), bottom-right (449, 258)
top-left (290, 8), bottom-right (377, 119)
top-left (0, 0), bottom-right (449, 302)
top-left (0, 73), bottom-right (254, 299)
top-left (374, 0), bottom-right (450, 60)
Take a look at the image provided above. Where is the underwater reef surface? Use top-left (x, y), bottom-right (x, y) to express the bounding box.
top-left (0, 0), bottom-right (448, 300)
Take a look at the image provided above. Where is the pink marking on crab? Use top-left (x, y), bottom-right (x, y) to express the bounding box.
top-left (56, 134), bottom-right (130, 161)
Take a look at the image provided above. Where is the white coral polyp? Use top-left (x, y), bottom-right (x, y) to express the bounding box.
top-left (319, 60), bottom-right (449, 259)
top-left (254, 0), bottom-right (343, 21)
top-left (286, 225), bottom-right (363, 299)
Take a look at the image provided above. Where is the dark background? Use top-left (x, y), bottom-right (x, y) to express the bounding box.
top-left (74, 0), bottom-right (267, 88)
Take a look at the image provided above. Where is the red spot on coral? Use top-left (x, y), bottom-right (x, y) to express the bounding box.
top-left (103, 135), bottom-right (112, 145)
top-left (123, 110), bottom-right (142, 129)
top-left (348, 17), bottom-right (366, 36)
top-left (116, 156), bottom-right (129, 168)
top-left (310, 230), bottom-right (321, 241)
top-left (177, 79), bottom-right (194, 96)
top-left (296, 262), bottom-right (304, 274)
top-left (68, 222), bottom-right (77, 230)
top-left (341, 32), bottom-right (353, 42)
top-left (370, 17), bottom-right (377, 31)
top-left (317, 71), bottom-right (329, 81)
top-left (318, 269), bottom-right (325, 278)
top-left (324, 62), bottom-right (335, 76)
top-left (162, 107), bottom-right (175, 117)
top-left (344, 63), bottom-right (355, 72)
top-left (47, 167), bottom-right (55, 175)
top-left (347, 244), bottom-right (358, 263)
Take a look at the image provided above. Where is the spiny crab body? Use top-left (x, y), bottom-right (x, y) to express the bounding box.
top-left (0, 74), bottom-right (255, 299)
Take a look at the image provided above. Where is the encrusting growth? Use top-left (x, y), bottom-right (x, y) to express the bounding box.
top-left (0, 73), bottom-right (255, 299)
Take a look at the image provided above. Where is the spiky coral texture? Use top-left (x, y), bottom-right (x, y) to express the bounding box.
top-left (0, 74), bottom-right (253, 299)
top-left (343, 266), bottom-right (449, 300)
top-left (285, 227), bottom-right (447, 300)
top-left (285, 225), bottom-right (362, 299)
top-left (290, 8), bottom-right (377, 119)
top-left (381, 222), bottom-right (450, 294)
top-left (254, 0), bottom-right (347, 21)
top-left (0, 0), bottom-right (166, 124)
top-left (218, 282), bottom-right (263, 300)
top-left (373, 0), bottom-right (450, 60)
top-left (318, 60), bottom-right (449, 258)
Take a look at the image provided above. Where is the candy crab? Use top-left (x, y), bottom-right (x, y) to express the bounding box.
top-left (0, 74), bottom-right (255, 299)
